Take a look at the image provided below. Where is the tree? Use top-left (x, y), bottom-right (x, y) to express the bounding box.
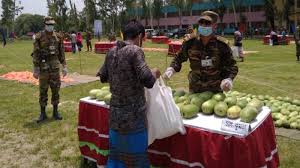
top-left (282, 0), bottom-right (293, 30)
top-left (84, 0), bottom-right (98, 31)
top-left (184, 0), bottom-right (193, 17)
top-left (153, 0), bottom-right (163, 28)
top-left (1, 0), bottom-right (15, 34)
top-left (67, 0), bottom-right (79, 31)
top-left (96, 0), bottom-right (128, 32)
top-left (14, 14), bottom-right (44, 35)
top-left (47, 0), bottom-right (69, 31)
top-left (265, 0), bottom-right (277, 30)
top-left (141, 0), bottom-right (150, 27)
top-left (171, 0), bottom-right (186, 28)
top-left (211, 0), bottom-right (227, 35)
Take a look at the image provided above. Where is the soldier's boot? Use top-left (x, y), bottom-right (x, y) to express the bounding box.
top-left (37, 106), bottom-right (48, 123)
top-left (297, 55), bottom-right (299, 61)
top-left (53, 105), bottom-right (63, 120)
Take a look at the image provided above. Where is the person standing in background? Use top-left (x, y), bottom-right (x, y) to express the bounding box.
top-left (71, 31), bottom-right (77, 54)
top-left (76, 32), bottom-right (83, 52)
top-left (234, 27), bottom-right (244, 62)
top-left (86, 31), bottom-right (92, 52)
top-left (1, 28), bottom-right (6, 47)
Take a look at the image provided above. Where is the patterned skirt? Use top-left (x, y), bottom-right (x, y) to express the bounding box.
top-left (107, 129), bottom-right (150, 168)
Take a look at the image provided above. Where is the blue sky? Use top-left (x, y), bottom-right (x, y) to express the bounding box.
top-left (0, 0), bottom-right (84, 18)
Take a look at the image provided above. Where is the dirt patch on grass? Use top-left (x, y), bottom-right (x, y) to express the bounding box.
top-left (0, 72), bottom-right (98, 88)
top-left (143, 48), bottom-right (168, 52)
top-left (244, 51), bottom-right (259, 54)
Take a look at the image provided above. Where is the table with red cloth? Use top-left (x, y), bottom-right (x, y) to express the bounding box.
top-left (78, 97), bottom-right (279, 168)
top-left (152, 36), bottom-right (170, 44)
top-left (263, 35), bottom-right (290, 45)
top-left (63, 41), bottom-right (72, 52)
top-left (94, 41), bottom-right (116, 54)
top-left (168, 41), bottom-right (182, 56)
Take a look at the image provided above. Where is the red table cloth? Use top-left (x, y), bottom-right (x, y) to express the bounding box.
top-left (63, 41), bottom-right (72, 52)
top-left (263, 35), bottom-right (290, 45)
top-left (94, 42), bottom-right (116, 54)
top-left (168, 41), bottom-right (182, 56)
top-left (78, 98), bottom-right (279, 168)
top-left (152, 36), bottom-right (170, 44)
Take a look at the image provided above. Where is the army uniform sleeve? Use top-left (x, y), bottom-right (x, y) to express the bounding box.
top-left (134, 48), bottom-right (156, 88)
top-left (97, 52), bottom-right (110, 83)
top-left (32, 34), bottom-right (41, 68)
top-left (219, 41), bottom-right (238, 80)
top-left (170, 39), bottom-right (194, 72)
top-left (57, 33), bottom-right (66, 66)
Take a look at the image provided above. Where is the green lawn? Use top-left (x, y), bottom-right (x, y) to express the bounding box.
top-left (0, 39), bottom-right (300, 167)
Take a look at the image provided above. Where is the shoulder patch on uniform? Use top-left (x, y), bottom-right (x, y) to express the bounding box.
top-left (216, 36), bottom-right (230, 45)
top-left (183, 33), bottom-right (197, 42)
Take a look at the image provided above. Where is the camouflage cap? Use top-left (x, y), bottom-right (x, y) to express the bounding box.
top-left (44, 16), bottom-right (55, 25)
top-left (198, 11), bottom-right (219, 24)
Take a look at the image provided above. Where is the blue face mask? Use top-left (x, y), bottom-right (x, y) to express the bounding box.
top-left (198, 26), bottom-right (213, 36)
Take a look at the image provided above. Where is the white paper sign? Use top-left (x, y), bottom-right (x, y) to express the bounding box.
top-left (221, 119), bottom-right (251, 135)
top-left (94, 20), bottom-right (102, 35)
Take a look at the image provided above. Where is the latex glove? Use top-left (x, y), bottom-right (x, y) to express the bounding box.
top-left (62, 65), bottom-right (68, 77)
top-left (220, 78), bottom-right (233, 92)
top-left (163, 67), bottom-right (175, 80)
top-left (33, 67), bottom-right (40, 79)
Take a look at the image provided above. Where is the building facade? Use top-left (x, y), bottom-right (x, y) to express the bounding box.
top-left (135, 0), bottom-right (299, 35)
top-left (139, 0), bottom-right (266, 34)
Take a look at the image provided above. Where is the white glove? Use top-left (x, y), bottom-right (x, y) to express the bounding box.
top-left (163, 67), bottom-right (175, 80)
top-left (62, 65), bottom-right (68, 77)
top-left (220, 78), bottom-right (233, 92)
top-left (33, 67), bottom-right (40, 79)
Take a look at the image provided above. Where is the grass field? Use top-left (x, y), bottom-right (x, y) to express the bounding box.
top-left (0, 38), bottom-right (300, 168)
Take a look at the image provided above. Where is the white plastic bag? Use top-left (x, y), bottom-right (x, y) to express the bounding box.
top-left (145, 77), bottom-right (186, 146)
top-left (231, 46), bottom-right (239, 59)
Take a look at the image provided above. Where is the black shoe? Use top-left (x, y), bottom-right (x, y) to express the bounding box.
top-left (53, 112), bottom-right (63, 120)
top-left (53, 105), bottom-right (63, 120)
top-left (37, 106), bottom-right (47, 123)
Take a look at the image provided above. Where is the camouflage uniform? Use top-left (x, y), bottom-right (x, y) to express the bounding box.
top-left (32, 16), bottom-right (66, 122)
top-left (170, 34), bottom-right (238, 93)
top-left (168, 11), bottom-right (238, 93)
top-left (32, 31), bottom-right (66, 106)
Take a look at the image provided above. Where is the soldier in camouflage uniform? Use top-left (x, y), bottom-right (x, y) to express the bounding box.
top-left (32, 16), bottom-right (68, 123)
top-left (163, 11), bottom-right (238, 93)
